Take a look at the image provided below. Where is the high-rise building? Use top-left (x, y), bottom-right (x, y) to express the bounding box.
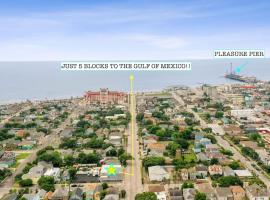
top-left (84, 88), bottom-right (127, 105)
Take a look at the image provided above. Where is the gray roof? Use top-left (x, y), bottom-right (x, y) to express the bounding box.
top-left (104, 194), bottom-right (119, 200)
top-left (52, 188), bottom-right (69, 199)
top-left (216, 187), bottom-right (232, 197)
top-left (1, 193), bottom-right (17, 200)
top-left (70, 188), bottom-right (83, 200)
top-left (246, 184), bottom-right (270, 197)
top-left (22, 194), bottom-right (37, 200)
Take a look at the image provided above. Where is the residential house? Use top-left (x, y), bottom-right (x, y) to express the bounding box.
top-left (84, 183), bottom-right (103, 200)
top-left (70, 188), bottom-right (83, 200)
top-left (51, 187), bottom-right (69, 200)
top-left (194, 137), bottom-right (211, 153)
top-left (223, 166), bottom-right (235, 177)
top-left (189, 165), bottom-right (208, 180)
top-left (16, 129), bottom-right (27, 138)
top-left (44, 168), bottom-right (61, 182)
top-left (60, 128), bottom-right (74, 138)
top-left (148, 166), bottom-right (170, 182)
top-left (196, 152), bottom-right (210, 162)
top-left (22, 194), bottom-right (40, 200)
top-left (245, 184), bottom-right (270, 200)
top-left (85, 128), bottom-right (95, 136)
top-left (73, 171), bottom-right (99, 183)
top-left (100, 165), bottom-right (123, 182)
top-left (196, 182), bottom-right (216, 200)
top-left (18, 140), bottom-right (36, 150)
top-left (233, 170), bottom-right (252, 178)
top-left (22, 190), bottom-right (46, 200)
top-left (169, 187), bottom-right (183, 200)
top-left (62, 170), bottom-right (70, 181)
top-left (224, 125), bottom-right (243, 136)
top-left (215, 187), bottom-right (233, 200)
top-left (183, 188), bottom-right (196, 200)
top-left (147, 143), bottom-right (166, 156)
top-left (181, 169), bottom-right (189, 181)
top-left (0, 151), bottom-right (15, 168)
top-left (1, 193), bottom-right (17, 200)
top-left (22, 162), bottom-right (53, 184)
top-left (208, 165), bottom-right (223, 176)
top-left (256, 149), bottom-right (270, 166)
top-left (103, 194), bottom-right (119, 200)
top-left (230, 186), bottom-right (245, 200)
top-left (239, 141), bottom-right (259, 150)
top-left (205, 144), bottom-right (220, 153)
top-left (108, 132), bottom-right (122, 147)
top-left (148, 185), bottom-right (167, 200)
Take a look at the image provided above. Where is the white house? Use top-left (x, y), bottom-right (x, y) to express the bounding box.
top-left (148, 166), bottom-right (169, 182)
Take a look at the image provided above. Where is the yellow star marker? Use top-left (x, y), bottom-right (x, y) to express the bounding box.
top-left (107, 164), bottom-right (117, 176)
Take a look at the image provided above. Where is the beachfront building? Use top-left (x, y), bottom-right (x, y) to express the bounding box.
top-left (84, 88), bottom-right (127, 105)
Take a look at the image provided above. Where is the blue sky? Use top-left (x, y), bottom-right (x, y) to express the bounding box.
top-left (0, 0), bottom-right (269, 60)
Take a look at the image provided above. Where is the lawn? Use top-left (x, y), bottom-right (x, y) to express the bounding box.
top-left (183, 152), bottom-right (197, 163)
top-left (16, 153), bottom-right (30, 161)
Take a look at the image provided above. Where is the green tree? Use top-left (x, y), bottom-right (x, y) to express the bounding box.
top-left (68, 167), bottom-right (77, 180)
top-left (182, 182), bottom-right (194, 189)
top-left (218, 176), bottom-right (242, 187)
top-left (136, 113), bottom-right (144, 122)
top-left (195, 192), bottom-right (207, 200)
top-left (85, 137), bottom-right (104, 148)
top-left (215, 111), bottom-right (224, 119)
top-left (204, 134), bottom-right (217, 144)
top-left (177, 138), bottom-right (189, 149)
top-left (64, 155), bottom-right (76, 166)
top-left (38, 151), bottom-right (62, 167)
top-left (120, 190), bottom-right (126, 198)
top-left (106, 148), bottom-right (118, 157)
top-left (135, 192), bottom-right (157, 200)
top-left (229, 161), bottom-right (240, 170)
top-left (241, 147), bottom-right (259, 161)
top-left (167, 142), bottom-right (180, 156)
top-left (59, 138), bottom-right (77, 149)
top-left (76, 152), bottom-right (100, 164)
top-left (119, 153), bottom-right (132, 166)
top-left (143, 157), bottom-right (165, 169)
top-left (210, 158), bottom-right (219, 165)
top-left (38, 176), bottom-right (55, 191)
top-left (19, 179), bottom-right (33, 187)
top-left (102, 182), bottom-right (109, 190)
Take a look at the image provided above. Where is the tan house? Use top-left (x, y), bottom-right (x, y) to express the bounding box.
top-left (230, 186), bottom-right (245, 200)
top-left (147, 142), bottom-right (166, 156)
top-left (181, 168), bottom-right (189, 181)
top-left (216, 187), bottom-right (233, 200)
top-left (245, 184), bottom-right (270, 200)
top-left (50, 188), bottom-right (69, 200)
top-left (208, 165), bottom-right (223, 176)
top-left (224, 125), bottom-right (243, 136)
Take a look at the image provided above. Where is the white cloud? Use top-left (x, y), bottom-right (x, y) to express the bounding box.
top-left (0, 1), bottom-right (269, 60)
top-left (126, 34), bottom-right (188, 49)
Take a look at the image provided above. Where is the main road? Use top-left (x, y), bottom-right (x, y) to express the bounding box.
top-left (124, 94), bottom-right (143, 199)
top-left (171, 91), bottom-right (270, 190)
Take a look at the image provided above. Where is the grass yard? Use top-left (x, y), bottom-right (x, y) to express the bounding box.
top-left (16, 153), bottom-right (30, 161)
top-left (183, 152), bottom-right (197, 163)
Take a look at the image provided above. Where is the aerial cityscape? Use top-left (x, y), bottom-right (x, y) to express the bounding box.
top-left (1, 0), bottom-right (270, 199)
top-left (1, 67), bottom-right (270, 200)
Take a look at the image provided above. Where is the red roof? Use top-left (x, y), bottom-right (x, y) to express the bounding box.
top-left (241, 85), bottom-right (256, 89)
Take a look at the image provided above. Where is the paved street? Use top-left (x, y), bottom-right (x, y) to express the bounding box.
top-left (124, 95), bottom-right (143, 199)
top-left (172, 91), bottom-right (270, 190)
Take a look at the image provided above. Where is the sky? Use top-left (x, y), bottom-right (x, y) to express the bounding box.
top-left (0, 0), bottom-right (269, 61)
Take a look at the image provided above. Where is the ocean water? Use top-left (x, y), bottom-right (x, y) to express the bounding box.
top-left (0, 59), bottom-right (269, 104)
